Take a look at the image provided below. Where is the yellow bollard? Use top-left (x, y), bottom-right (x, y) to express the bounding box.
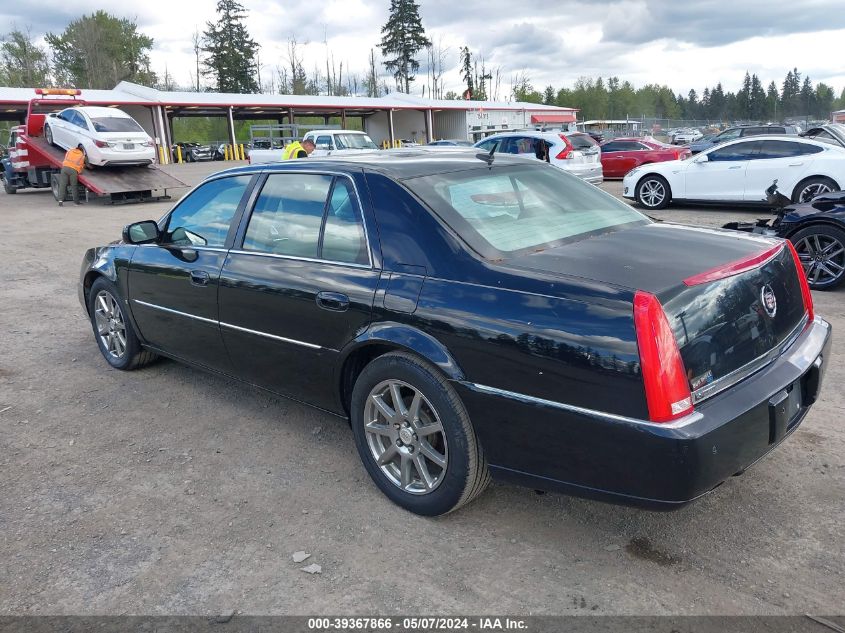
top-left (157, 144), bottom-right (165, 164)
top-left (224, 145), bottom-right (230, 161)
top-left (176, 145), bottom-right (183, 164)
top-left (238, 144), bottom-right (245, 161)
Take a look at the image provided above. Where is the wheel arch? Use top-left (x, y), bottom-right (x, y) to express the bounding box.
top-left (792, 175), bottom-right (840, 201)
top-left (337, 323), bottom-right (465, 416)
top-left (782, 218), bottom-right (845, 240)
top-left (634, 171), bottom-right (673, 203)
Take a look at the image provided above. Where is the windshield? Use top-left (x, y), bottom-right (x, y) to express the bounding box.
top-left (334, 133), bottom-right (377, 150)
top-left (91, 116), bottom-right (143, 133)
top-left (404, 164), bottom-right (649, 257)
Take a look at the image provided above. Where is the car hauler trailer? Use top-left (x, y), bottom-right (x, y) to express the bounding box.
top-left (1, 89), bottom-right (187, 204)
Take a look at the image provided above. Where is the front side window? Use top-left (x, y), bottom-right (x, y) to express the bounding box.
top-left (475, 138), bottom-right (499, 152)
top-left (242, 174), bottom-right (333, 258)
top-left (716, 129), bottom-right (742, 142)
top-left (708, 141), bottom-right (760, 161)
top-left (163, 175), bottom-right (251, 247)
top-left (404, 164), bottom-right (649, 257)
top-left (316, 135), bottom-right (333, 149)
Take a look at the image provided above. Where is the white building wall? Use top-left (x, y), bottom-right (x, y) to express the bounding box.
top-left (432, 110), bottom-right (466, 140)
top-left (363, 110), bottom-right (427, 145)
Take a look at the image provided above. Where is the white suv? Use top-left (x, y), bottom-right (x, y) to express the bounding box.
top-left (302, 130), bottom-right (379, 156)
top-left (474, 131), bottom-right (603, 184)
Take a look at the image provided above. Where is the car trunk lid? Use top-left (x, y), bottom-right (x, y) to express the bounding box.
top-left (505, 222), bottom-right (809, 401)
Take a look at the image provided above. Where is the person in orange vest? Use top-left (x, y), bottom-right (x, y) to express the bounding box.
top-left (58, 147), bottom-right (85, 206)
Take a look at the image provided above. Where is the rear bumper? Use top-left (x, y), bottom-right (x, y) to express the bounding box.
top-left (455, 316), bottom-right (831, 508)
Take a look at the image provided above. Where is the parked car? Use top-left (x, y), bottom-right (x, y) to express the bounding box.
top-left (689, 124), bottom-right (800, 154)
top-left (172, 142), bottom-right (214, 162)
top-left (600, 137), bottom-right (691, 178)
top-left (672, 128), bottom-right (703, 144)
top-left (78, 150), bottom-right (829, 515)
top-left (725, 185), bottom-right (845, 289)
top-left (623, 135), bottom-right (844, 210)
top-left (249, 130), bottom-right (380, 164)
top-left (428, 139), bottom-right (474, 147)
top-left (586, 131), bottom-right (605, 144)
top-left (44, 106), bottom-right (155, 167)
top-left (801, 123), bottom-right (845, 148)
top-left (475, 131), bottom-right (603, 184)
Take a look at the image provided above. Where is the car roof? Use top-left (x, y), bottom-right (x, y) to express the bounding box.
top-left (479, 131), bottom-right (571, 141)
top-left (215, 148), bottom-right (534, 180)
top-left (709, 135), bottom-right (841, 151)
top-left (71, 105), bottom-right (131, 118)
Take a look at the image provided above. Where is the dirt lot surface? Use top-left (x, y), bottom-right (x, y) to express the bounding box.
top-left (1, 163), bottom-right (843, 616)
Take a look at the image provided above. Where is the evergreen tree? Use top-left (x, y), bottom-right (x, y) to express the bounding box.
top-left (0, 28), bottom-right (51, 87)
top-left (799, 76), bottom-right (814, 117)
top-left (543, 85), bottom-right (555, 105)
top-left (46, 11), bottom-right (155, 88)
top-left (686, 89), bottom-right (699, 119)
top-left (815, 83), bottom-right (835, 119)
top-left (459, 46), bottom-right (473, 97)
top-left (781, 68), bottom-right (801, 116)
top-left (202, 0), bottom-right (259, 93)
top-left (379, 0), bottom-right (430, 94)
top-left (749, 74), bottom-right (766, 120)
top-left (766, 81), bottom-right (780, 121)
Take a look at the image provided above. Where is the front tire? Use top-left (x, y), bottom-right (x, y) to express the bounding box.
top-left (792, 177), bottom-right (838, 204)
top-left (350, 352), bottom-right (489, 516)
top-left (45, 124), bottom-right (55, 147)
top-left (790, 225), bottom-right (845, 290)
top-left (3, 175), bottom-right (16, 194)
top-left (88, 278), bottom-right (157, 370)
top-left (636, 174), bottom-right (671, 210)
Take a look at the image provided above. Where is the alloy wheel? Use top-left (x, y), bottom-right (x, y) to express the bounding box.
top-left (93, 290), bottom-right (127, 359)
top-left (363, 379), bottom-right (448, 495)
top-left (795, 234), bottom-right (845, 286)
top-left (640, 179), bottom-right (666, 207)
top-left (798, 182), bottom-right (833, 203)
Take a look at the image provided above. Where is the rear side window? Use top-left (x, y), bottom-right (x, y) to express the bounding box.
top-left (601, 141), bottom-right (628, 152)
top-left (163, 175), bottom-right (251, 247)
top-left (565, 133), bottom-right (596, 150)
top-left (741, 127), bottom-right (768, 136)
top-left (476, 138), bottom-right (499, 152)
top-left (322, 179), bottom-right (369, 264)
top-left (755, 140), bottom-right (821, 159)
top-left (766, 127), bottom-right (786, 134)
top-left (243, 174), bottom-right (333, 258)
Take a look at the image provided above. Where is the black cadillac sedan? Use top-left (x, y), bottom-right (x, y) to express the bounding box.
top-left (79, 151), bottom-right (831, 516)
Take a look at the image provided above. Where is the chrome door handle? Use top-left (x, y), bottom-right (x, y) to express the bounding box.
top-left (728, 165), bottom-right (742, 169)
top-left (788, 163), bottom-right (803, 167)
top-left (189, 270), bottom-right (210, 286)
top-left (316, 291), bottom-right (349, 312)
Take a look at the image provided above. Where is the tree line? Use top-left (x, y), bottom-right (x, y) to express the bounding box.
top-left (2, 0), bottom-right (845, 123)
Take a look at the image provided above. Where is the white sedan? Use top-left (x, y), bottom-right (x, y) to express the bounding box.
top-left (44, 106), bottom-right (155, 167)
top-left (672, 128), bottom-right (703, 144)
top-left (623, 135), bottom-right (845, 210)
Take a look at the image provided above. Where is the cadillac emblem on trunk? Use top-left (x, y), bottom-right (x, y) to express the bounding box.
top-left (761, 284), bottom-right (777, 318)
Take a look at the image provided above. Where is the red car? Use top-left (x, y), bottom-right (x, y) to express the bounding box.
top-left (600, 137), bottom-right (691, 178)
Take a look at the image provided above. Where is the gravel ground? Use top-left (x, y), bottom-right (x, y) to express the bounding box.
top-left (0, 164), bottom-right (843, 616)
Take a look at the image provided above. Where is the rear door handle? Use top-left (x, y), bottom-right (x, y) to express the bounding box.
top-left (316, 291), bottom-right (349, 312)
top-left (189, 270), bottom-right (210, 286)
top-left (728, 165), bottom-right (743, 169)
top-left (788, 163), bottom-right (804, 167)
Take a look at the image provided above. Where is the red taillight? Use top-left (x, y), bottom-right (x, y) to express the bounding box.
top-left (683, 243), bottom-right (784, 286)
top-left (556, 134), bottom-right (573, 160)
top-left (94, 139), bottom-right (109, 148)
top-left (786, 239), bottom-right (814, 322)
top-left (634, 291), bottom-right (693, 423)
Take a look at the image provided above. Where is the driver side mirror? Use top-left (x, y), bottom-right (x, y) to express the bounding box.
top-left (123, 220), bottom-right (160, 245)
top-left (695, 153), bottom-right (709, 163)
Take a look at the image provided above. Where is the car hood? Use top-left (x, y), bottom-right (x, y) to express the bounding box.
top-left (503, 222), bottom-right (781, 295)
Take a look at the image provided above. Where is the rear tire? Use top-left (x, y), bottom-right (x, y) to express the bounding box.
top-left (790, 225), bottom-right (845, 290)
top-left (792, 177), bottom-right (838, 204)
top-left (78, 144), bottom-right (93, 169)
top-left (50, 173), bottom-right (60, 201)
top-left (635, 174), bottom-right (671, 210)
top-left (88, 277), bottom-right (157, 370)
top-left (350, 352), bottom-right (490, 516)
top-left (3, 176), bottom-right (16, 194)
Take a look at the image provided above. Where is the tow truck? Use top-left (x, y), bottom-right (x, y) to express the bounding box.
top-left (1, 88), bottom-right (187, 203)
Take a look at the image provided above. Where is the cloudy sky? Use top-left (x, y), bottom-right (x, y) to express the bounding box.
top-left (4, 0), bottom-right (845, 98)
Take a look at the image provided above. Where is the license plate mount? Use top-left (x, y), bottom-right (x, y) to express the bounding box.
top-left (768, 381), bottom-right (803, 444)
top-left (122, 143), bottom-right (135, 150)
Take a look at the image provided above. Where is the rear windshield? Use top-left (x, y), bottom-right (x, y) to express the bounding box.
top-left (91, 117), bottom-right (143, 133)
top-left (334, 134), bottom-right (378, 150)
top-left (565, 133), bottom-right (597, 150)
top-left (404, 164), bottom-right (649, 257)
